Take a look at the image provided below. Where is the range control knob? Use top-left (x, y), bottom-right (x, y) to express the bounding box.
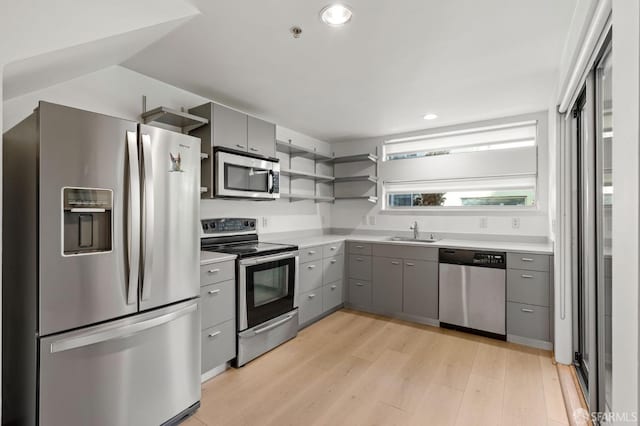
top-left (250, 221), bottom-right (256, 228)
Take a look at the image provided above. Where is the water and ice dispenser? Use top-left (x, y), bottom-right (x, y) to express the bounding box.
top-left (62, 187), bottom-right (113, 255)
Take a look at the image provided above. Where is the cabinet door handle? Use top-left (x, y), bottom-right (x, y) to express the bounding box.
top-left (208, 289), bottom-right (221, 295)
top-left (356, 258), bottom-right (364, 262)
top-left (308, 294), bottom-right (316, 299)
top-left (208, 331), bottom-right (221, 338)
top-left (355, 245), bottom-right (364, 249)
top-left (249, 147), bottom-right (259, 152)
top-left (207, 268), bottom-right (220, 274)
top-left (330, 246), bottom-right (337, 251)
top-left (331, 285), bottom-right (337, 289)
top-left (236, 144), bottom-right (245, 149)
top-left (308, 250), bottom-right (316, 255)
top-left (406, 262), bottom-right (415, 267)
top-left (521, 258), bottom-right (534, 262)
top-left (521, 274), bottom-right (534, 279)
top-left (330, 259), bottom-right (337, 264)
top-left (355, 283), bottom-right (365, 287)
top-left (391, 261), bottom-right (400, 265)
top-left (521, 308), bottom-right (534, 313)
top-left (307, 265), bottom-right (316, 269)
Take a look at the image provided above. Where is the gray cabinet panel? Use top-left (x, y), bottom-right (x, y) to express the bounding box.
top-left (323, 242), bottom-right (345, 257)
top-left (372, 257), bottom-right (403, 313)
top-left (402, 260), bottom-right (438, 319)
top-left (348, 279), bottom-right (372, 308)
top-left (200, 261), bottom-right (235, 286)
top-left (348, 242), bottom-right (372, 256)
top-left (348, 255), bottom-right (372, 280)
top-left (322, 280), bottom-right (344, 311)
top-left (201, 319), bottom-right (236, 373)
top-left (507, 302), bottom-right (550, 341)
top-left (213, 103), bottom-right (247, 152)
top-left (299, 290), bottom-right (323, 325)
top-left (300, 260), bottom-right (323, 293)
top-left (247, 116), bottom-right (275, 157)
top-left (200, 280), bottom-right (235, 329)
top-left (507, 253), bottom-right (550, 272)
top-left (300, 245), bottom-right (323, 263)
top-left (323, 256), bottom-right (344, 285)
top-left (507, 269), bottom-right (550, 307)
top-left (372, 244), bottom-right (438, 262)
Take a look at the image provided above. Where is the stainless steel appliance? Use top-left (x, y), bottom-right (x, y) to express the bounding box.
top-left (200, 218), bottom-right (298, 366)
top-left (438, 248), bottom-right (507, 339)
top-left (215, 149), bottom-right (280, 200)
top-left (2, 102), bottom-right (202, 426)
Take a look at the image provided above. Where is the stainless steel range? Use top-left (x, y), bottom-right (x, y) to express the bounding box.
top-left (200, 218), bottom-right (299, 366)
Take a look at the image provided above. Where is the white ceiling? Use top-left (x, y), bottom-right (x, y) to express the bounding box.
top-left (123, 0), bottom-right (577, 142)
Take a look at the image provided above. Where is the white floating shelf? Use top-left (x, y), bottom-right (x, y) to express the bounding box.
top-left (200, 152), bottom-right (209, 160)
top-left (281, 193), bottom-right (335, 203)
top-left (334, 175), bottom-right (378, 184)
top-left (332, 153), bottom-right (378, 164)
top-left (280, 168), bottom-right (335, 182)
top-left (141, 106), bottom-right (209, 132)
top-left (276, 140), bottom-right (334, 161)
top-left (334, 195), bottom-right (378, 203)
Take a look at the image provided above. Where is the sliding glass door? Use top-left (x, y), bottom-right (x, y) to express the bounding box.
top-left (571, 38), bottom-right (612, 413)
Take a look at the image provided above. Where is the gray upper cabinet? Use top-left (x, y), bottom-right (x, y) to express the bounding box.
top-left (247, 116), bottom-right (275, 157)
top-left (402, 260), bottom-right (438, 319)
top-left (213, 103), bottom-right (248, 152)
top-left (372, 257), bottom-right (403, 313)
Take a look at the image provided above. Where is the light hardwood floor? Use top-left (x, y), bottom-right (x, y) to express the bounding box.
top-left (183, 309), bottom-right (569, 426)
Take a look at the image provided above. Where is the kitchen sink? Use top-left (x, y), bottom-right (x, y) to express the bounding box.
top-left (388, 236), bottom-right (439, 243)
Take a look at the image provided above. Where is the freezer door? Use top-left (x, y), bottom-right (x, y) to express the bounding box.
top-left (39, 299), bottom-right (201, 426)
top-left (39, 102), bottom-right (140, 336)
top-left (139, 125), bottom-right (200, 311)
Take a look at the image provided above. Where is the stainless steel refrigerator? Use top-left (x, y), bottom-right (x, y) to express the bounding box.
top-left (2, 102), bottom-right (202, 426)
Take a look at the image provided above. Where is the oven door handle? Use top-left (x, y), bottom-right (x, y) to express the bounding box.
top-left (253, 314), bottom-right (295, 335)
top-left (239, 251), bottom-right (298, 266)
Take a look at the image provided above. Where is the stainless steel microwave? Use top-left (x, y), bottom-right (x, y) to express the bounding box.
top-left (215, 149), bottom-right (280, 200)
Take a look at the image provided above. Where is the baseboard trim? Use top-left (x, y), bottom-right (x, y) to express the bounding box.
top-left (507, 334), bottom-right (553, 350)
top-left (201, 362), bottom-right (229, 383)
top-left (557, 363), bottom-right (592, 425)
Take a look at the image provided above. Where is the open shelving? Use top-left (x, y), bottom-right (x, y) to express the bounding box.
top-left (280, 168), bottom-right (335, 182)
top-left (332, 148), bottom-right (379, 203)
top-left (334, 175), bottom-right (378, 184)
top-left (276, 139), bottom-right (334, 161)
top-left (332, 153), bottom-right (378, 164)
top-left (334, 195), bottom-right (379, 203)
top-left (281, 193), bottom-right (335, 203)
top-left (141, 106), bottom-right (209, 133)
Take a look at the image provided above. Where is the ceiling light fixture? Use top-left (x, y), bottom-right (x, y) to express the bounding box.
top-left (320, 4), bottom-right (353, 26)
top-left (423, 113), bottom-right (438, 120)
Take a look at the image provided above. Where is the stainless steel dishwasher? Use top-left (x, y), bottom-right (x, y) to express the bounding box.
top-left (438, 248), bottom-right (507, 339)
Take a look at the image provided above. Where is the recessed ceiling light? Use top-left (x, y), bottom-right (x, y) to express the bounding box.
top-left (320, 4), bottom-right (353, 26)
top-left (423, 113), bottom-right (438, 120)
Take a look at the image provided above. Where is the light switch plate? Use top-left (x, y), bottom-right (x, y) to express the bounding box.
top-left (512, 217), bottom-right (520, 229)
top-left (479, 217), bottom-right (488, 228)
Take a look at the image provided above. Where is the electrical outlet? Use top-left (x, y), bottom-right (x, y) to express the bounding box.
top-left (262, 217), bottom-right (268, 228)
top-left (479, 217), bottom-right (488, 229)
top-left (512, 217), bottom-right (520, 229)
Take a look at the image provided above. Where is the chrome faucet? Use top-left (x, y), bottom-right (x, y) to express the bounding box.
top-left (409, 221), bottom-right (419, 239)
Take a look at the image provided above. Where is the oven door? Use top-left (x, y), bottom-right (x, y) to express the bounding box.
top-left (216, 150), bottom-right (280, 199)
top-left (239, 252), bottom-right (298, 330)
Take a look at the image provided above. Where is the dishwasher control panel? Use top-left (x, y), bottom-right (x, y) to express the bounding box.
top-left (439, 249), bottom-right (506, 269)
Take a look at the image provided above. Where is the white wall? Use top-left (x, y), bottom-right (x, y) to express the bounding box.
top-left (3, 65), bottom-right (330, 235)
top-left (330, 112), bottom-right (550, 238)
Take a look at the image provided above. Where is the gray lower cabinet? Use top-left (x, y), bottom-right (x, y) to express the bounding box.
top-left (298, 243), bottom-right (345, 327)
top-left (348, 279), bottom-right (372, 308)
top-left (200, 260), bottom-right (236, 374)
top-left (507, 302), bottom-right (550, 341)
top-left (402, 260), bottom-right (438, 319)
top-left (247, 116), bottom-right (275, 157)
top-left (372, 257), bottom-right (403, 313)
top-left (349, 255), bottom-right (372, 281)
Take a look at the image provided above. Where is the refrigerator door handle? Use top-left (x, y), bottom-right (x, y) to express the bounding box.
top-left (126, 131), bottom-right (141, 305)
top-left (141, 133), bottom-right (154, 301)
top-left (49, 301), bottom-right (197, 353)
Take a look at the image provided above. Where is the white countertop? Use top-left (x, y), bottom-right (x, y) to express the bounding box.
top-left (269, 234), bottom-right (553, 255)
top-left (200, 251), bottom-right (237, 265)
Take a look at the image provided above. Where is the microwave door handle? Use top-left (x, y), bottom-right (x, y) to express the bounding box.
top-left (268, 169), bottom-right (274, 194)
top-left (141, 133), bottom-right (154, 301)
top-left (126, 131), bottom-right (141, 305)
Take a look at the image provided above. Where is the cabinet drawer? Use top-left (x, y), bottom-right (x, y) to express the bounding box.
top-left (507, 269), bottom-right (550, 307)
top-left (348, 255), bottom-right (372, 280)
top-left (348, 242), bottom-right (372, 256)
top-left (323, 256), bottom-right (344, 285)
top-left (201, 319), bottom-right (236, 373)
top-left (299, 289), bottom-right (323, 325)
top-left (200, 261), bottom-right (235, 286)
top-left (372, 244), bottom-right (438, 262)
top-left (323, 280), bottom-right (344, 312)
top-left (323, 242), bottom-right (345, 258)
top-left (348, 279), bottom-right (372, 308)
top-left (507, 253), bottom-right (550, 272)
top-left (300, 260), bottom-right (323, 293)
top-left (300, 246), bottom-right (323, 263)
top-left (507, 302), bottom-right (550, 342)
top-left (200, 280), bottom-right (235, 329)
